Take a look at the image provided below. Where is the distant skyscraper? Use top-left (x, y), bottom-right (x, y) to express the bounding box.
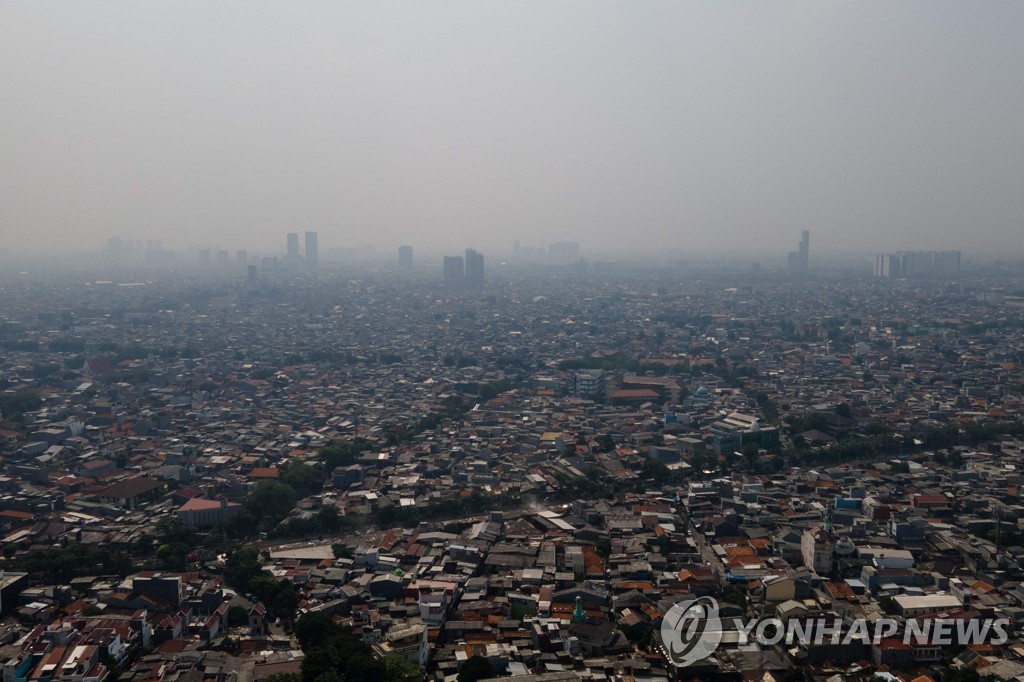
top-left (216, 250), bottom-right (229, 268)
top-left (443, 256), bottom-right (465, 289)
top-left (549, 241), bottom-right (580, 263)
top-left (398, 245), bottom-right (413, 268)
top-left (286, 233), bottom-right (300, 258)
top-left (788, 230), bottom-right (810, 275)
top-left (874, 250), bottom-right (960, 278)
top-left (304, 231), bottom-right (318, 268)
top-left (106, 236), bottom-right (124, 260)
top-left (236, 250), bottom-right (247, 265)
top-left (874, 253), bottom-right (902, 278)
top-left (465, 249), bottom-right (485, 288)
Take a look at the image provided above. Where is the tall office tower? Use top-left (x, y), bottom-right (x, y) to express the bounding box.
top-left (935, 250), bottom-right (961, 275)
top-left (217, 250), bottom-right (229, 268)
top-left (788, 230), bottom-right (810, 275)
top-left (236, 250), bottom-right (247, 265)
top-left (465, 249), bottom-right (485, 288)
top-left (304, 231), bottom-right (319, 268)
top-left (398, 245), bottom-right (414, 268)
top-left (874, 253), bottom-right (903, 278)
top-left (286, 233), bottom-right (300, 258)
top-left (106, 236), bottom-right (124, 259)
top-left (787, 251), bottom-right (799, 274)
top-left (875, 250), bottom-right (960, 278)
top-left (549, 241), bottom-right (580, 263)
top-left (443, 256), bottom-right (465, 289)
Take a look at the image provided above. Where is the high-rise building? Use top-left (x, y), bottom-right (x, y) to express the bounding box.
top-left (443, 256), bottom-right (465, 289)
top-left (286, 233), bottom-right (300, 258)
top-left (465, 249), bottom-right (485, 289)
top-left (398, 245), bottom-right (413, 268)
top-left (788, 230), bottom-right (810, 275)
top-left (874, 253), bottom-right (902, 278)
top-left (549, 241), bottom-right (580, 263)
top-left (304, 231), bottom-right (318, 268)
top-left (236, 250), bottom-right (248, 265)
top-left (874, 251), bottom-right (960, 278)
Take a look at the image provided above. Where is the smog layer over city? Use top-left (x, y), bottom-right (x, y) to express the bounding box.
top-left (1, 3), bottom-right (1024, 682)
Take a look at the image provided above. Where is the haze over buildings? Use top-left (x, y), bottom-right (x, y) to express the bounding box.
top-left (2, 2), bottom-right (1023, 257)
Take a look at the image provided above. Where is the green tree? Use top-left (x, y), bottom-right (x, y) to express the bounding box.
top-left (227, 605), bottom-right (249, 627)
top-left (0, 391), bottom-right (42, 421)
top-left (319, 438), bottom-right (374, 473)
top-left (382, 656), bottom-right (422, 682)
top-left (156, 542), bottom-right (189, 571)
top-left (742, 442), bottom-right (759, 472)
top-left (458, 656), bottom-right (495, 682)
top-left (246, 481), bottom-right (298, 530)
top-left (294, 611), bottom-right (337, 650)
top-left (224, 547), bottom-right (264, 594)
top-left (263, 674), bottom-right (300, 682)
top-left (640, 458), bottom-right (670, 485)
top-left (281, 462), bottom-right (323, 498)
top-left (156, 515), bottom-right (197, 545)
top-left (317, 505), bottom-right (341, 532)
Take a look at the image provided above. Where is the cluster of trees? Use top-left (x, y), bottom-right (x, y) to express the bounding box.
top-left (291, 612), bottom-right (421, 682)
top-left (383, 394), bottom-right (472, 445)
top-left (320, 438), bottom-right (374, 472)
top-left (223, 480), bottom-right (299, 536)
top-left (218, 460), bottom-right (328, 538)
top-left (780, 418), bottom-right (1024, 470)
top-left (48, 338), bottom-right (87, 353)
top-left (369, 491), bottom-right (505, 528)
top-left (272, 505), bottom-right (346, 538)
top-left (153, 516), bottom-right (199, 571)
top-left (478, 379), bottom-right (517, 402)
top-left (0, 339), bottom-right (40, 351)
top-left (755, 392), bottom-right (781, 424)
top-left (6, 544), bottom-right (131, 583)
top-left (442, 353), bottom-right (477, 368)
top-left (0, 391), bottom-right (42, 420)
top-left (223, 548), bottom-right (299, 618)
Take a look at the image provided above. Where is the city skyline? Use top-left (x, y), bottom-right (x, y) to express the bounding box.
top-left (2, 2), bottom-right (1023, 256)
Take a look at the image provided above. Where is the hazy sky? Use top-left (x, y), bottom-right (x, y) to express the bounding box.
top-left (2, 1), bottom-right (1022, 258)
